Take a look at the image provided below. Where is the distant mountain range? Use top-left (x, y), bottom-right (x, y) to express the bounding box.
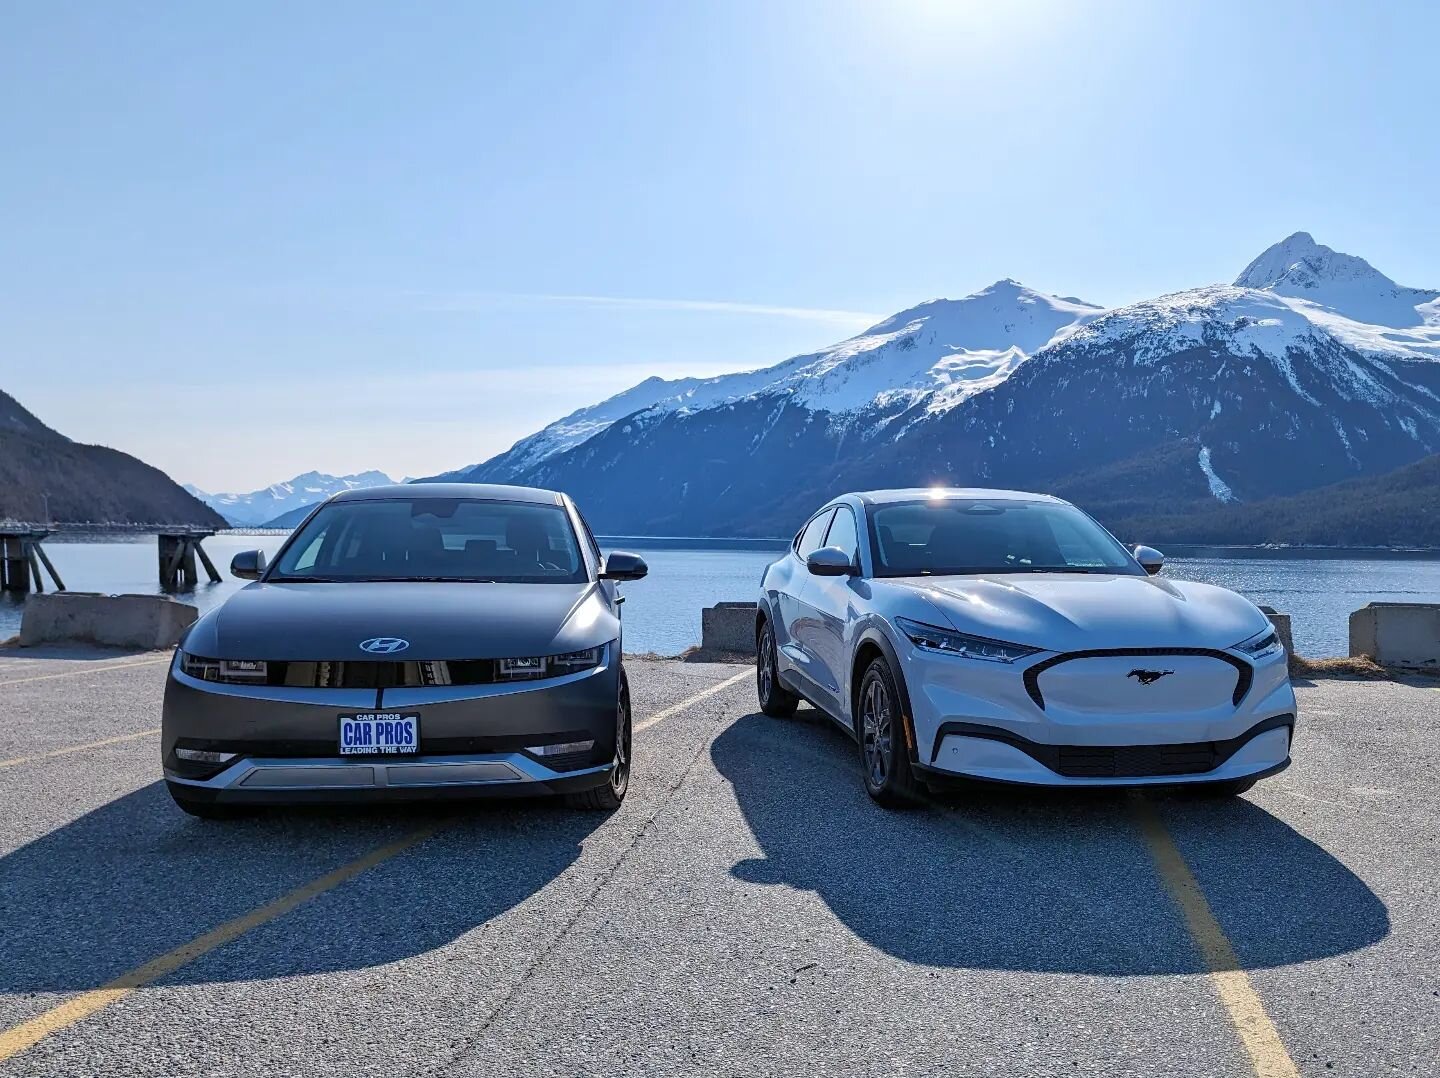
top-left (185, 471), bottom-right (398, 527)
top-left (0, 390), bottom-right (223, 528)
top-left (425, 233), bottom-right (1440, 545)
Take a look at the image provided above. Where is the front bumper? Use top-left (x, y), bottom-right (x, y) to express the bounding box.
top-left (167, 753), bottom-right (613, 805)
top-left (162, 647), bottom-right (620, 804)
top-left (898, 640), bottom-right (1297, 789)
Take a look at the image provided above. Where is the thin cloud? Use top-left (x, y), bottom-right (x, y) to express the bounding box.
top-left (422, 291), bottom-right (881, 328)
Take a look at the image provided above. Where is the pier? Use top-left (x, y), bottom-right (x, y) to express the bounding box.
top-left (0, 526), bottom-right (65, 594)
top-left (0, 521), bottom-right (223, 594)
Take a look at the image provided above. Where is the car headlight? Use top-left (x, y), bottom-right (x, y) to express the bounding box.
top-left (495, 646), bottom-right (605, 681)
top-left (179, 653), bottom-right (269, 684)
top-left (1233, 627), bottom-right (1284, 660)
top-left (894, 617), bottom-right (1042, 664)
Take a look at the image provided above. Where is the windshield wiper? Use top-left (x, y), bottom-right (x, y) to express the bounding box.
top-left (341, 576), bottom-right (500, 583)
top-left (268, 575), bottom-right (337, 583)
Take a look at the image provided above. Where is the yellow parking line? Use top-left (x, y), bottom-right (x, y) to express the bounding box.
top-left (0, 822), bottom-right (443, 1063)
top-left (1132, 798), bottom-right (1301, 1078)
top-left (0, 668), bottom-right (754, 1062)
top-left (0, 728), bottom-right (161, 770)
top-left (0, 658), bottom-right (169, 687)
top-left (633, 669), bottom-right (750, 732)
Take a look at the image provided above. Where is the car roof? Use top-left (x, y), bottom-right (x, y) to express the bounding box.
top-left (329, 483), bottom-right (565, 506)
top-left (851, 487), bottom-right (1065, 506)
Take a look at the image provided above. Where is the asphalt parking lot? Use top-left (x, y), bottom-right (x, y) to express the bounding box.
top-left (0, 650), bottom-right (1435, 1077)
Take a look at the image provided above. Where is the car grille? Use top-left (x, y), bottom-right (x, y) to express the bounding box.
top-left (259, 660), bottom-right (502, 689)
top-left (1050, 743), bottom-right (1223, 778)
top-left (1023, 648), bottom-right (1253, 710)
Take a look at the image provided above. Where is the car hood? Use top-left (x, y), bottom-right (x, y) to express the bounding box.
top-left (182, 581), bottom-right (617, 661)
top-left (891, 573), bottom-right (1270, 653)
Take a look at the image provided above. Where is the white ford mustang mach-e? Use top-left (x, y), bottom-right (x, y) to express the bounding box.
top-left (755, 488), bottom-right (1294, 804)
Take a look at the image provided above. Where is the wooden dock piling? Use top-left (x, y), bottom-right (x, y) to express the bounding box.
top-left (157, 530), bottom-right (221, 591)
top-left (0, 527), bottom-right (64, 594)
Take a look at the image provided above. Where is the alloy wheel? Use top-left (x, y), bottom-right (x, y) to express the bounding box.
top-left (611, 681), bottom-right (632, 795)
top-left (861, 677), bottom-right (892, 787)
top-left (758, 626), bottom-right (775, 700)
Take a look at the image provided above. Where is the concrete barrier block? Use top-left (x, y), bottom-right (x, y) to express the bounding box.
top-left (702, 602), bottom-right (758, 655)
top-left (1349, 602), bottom-right (1440, 671)
top-left (1257, 606), bottom-right (1293, 657)
top-left (20, 592), bottom-right (198, 651)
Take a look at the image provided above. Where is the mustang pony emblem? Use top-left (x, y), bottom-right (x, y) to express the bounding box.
top-left (1127, 668), bottom-right (1174, 685)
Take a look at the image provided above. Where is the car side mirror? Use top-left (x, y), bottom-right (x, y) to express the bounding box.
top-left (230, 549), bottom-right (267, 580)
top-left (1132, 544), bottom-right (1165, 575)
top-left (806, 546), bottom-right (857, 577)
top-left (601, 551), bottom-right (648, 581)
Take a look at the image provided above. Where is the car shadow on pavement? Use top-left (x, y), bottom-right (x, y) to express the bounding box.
top-left (0, 781), bottom-right (603, 992)
top-left (714, 710), bottom-right (1389, 976)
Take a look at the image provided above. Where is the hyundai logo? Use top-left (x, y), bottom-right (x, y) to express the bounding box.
top-left (1127, 668), bottom-right (1174, 685)
top-left (360, 637), bottom-right (410, 655)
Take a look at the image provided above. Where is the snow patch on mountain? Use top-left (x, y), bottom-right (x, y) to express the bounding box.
top-left (462, 281), bottom-right (1102, 481)
top-left (188, 470), bottom-right (396, 525)
top-left (1197, 445), bottom-right (1237, 503)
top-left (1234, 231), bottom-right (1440, 360)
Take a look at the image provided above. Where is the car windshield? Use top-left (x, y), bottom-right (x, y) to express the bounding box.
top-left (868, 498), bottom-right (1142, 577)
top-left (268, 498), bottom-right (588, 584)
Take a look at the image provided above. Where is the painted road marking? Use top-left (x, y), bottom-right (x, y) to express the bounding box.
top-left (633, 669), bottom-right (750, 732)
top-left (1132, 797), bottom-right (1301, 1078)
top-left (0, 728), bottom-right (161, 771)
top-left (0, 824), bottom-right (444, 1064)
top-left (0, 668), bottom-right (753, 1062)
top-left (0, 658), bottom-right (169, 687)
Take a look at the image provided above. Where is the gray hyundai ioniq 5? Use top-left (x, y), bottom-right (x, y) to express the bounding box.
top-left (162, 484), bottom-right (647, 818)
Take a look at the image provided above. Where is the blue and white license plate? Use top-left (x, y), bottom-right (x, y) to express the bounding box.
top-left (338, 713), bottom-right (420, 755)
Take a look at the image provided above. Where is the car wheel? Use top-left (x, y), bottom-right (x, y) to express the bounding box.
top-left (1186, 777), bottom-right (1258, 799)
top-left (566, 667), bottom-right (632, 811)
top-left (756, 620), bottom-right (799, 718)
top-left (167, 784), bottom-right (250, 820)
top-left (857, 657), bottom-right (917, 807)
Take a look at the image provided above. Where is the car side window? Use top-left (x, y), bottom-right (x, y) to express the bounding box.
top-left (796, 509), bottom-right (836, 558)
top-left (823, 506), bottom-right (859, 562)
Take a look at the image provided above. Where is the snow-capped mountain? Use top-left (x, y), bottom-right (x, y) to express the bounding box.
top-left (460, 280), bottom-right (1102, 483)
top-left (432, 235), bottom-right (1440, 538)
top-left (186, 470), bottom-right (396, 526)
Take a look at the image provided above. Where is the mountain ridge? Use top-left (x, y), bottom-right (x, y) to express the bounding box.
top-left (0, 389), bottom-right (224, 527)
top-left (188, 470), bottom-right (397, 526)
top-left (427, 233), bottom-right (1440, 542)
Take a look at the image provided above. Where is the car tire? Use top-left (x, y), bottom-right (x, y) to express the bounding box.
top-left (1186, 777), bottom-right (1258, 799)
top-left (756, 619), bottom-right (799, 718)
top-left (566, 667), bottom-right (632, 811)
top-left (167, 784), bottom-right (249, 820)
top-left (856, 656), bottom-right (918, 807)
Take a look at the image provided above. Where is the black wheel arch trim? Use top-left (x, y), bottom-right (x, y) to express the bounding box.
top-left (929, 713), bottom-right (1294, 770)
top-left (852, 626), bottom-right (919, 764)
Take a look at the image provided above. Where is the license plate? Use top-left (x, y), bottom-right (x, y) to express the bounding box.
top-left (338, 713), bottom-right (420, 755)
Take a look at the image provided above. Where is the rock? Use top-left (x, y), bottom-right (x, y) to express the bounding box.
top-left (701, 602), bottom-right (758, 655)
top-left (19, 592), bottom-right (198, 650)
top-left (1349, 603), bottom-right (1440, 671)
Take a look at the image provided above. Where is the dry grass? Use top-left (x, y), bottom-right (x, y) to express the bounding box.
top-left (624, 647), bottom-right (754, 665)
top-left (1289, 653), bottom-right (1390, 679)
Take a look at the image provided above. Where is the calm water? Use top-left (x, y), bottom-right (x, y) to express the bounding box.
top-left (3, 534), bottom-right (1439, 658)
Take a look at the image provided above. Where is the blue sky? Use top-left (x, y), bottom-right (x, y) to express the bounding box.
top-left (3, 0), bottom-right (1438, 491)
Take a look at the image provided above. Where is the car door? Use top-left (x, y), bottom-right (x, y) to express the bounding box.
top-left (777, 508), bottom-right (835, 694)
top-left (799, 504), bottom-right (861, 717)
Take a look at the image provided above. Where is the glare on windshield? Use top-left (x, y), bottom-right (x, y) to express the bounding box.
top-left (268, 499), bottom-right (588, 584)
top-left (869, 500), bottom-right (1142, 578)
